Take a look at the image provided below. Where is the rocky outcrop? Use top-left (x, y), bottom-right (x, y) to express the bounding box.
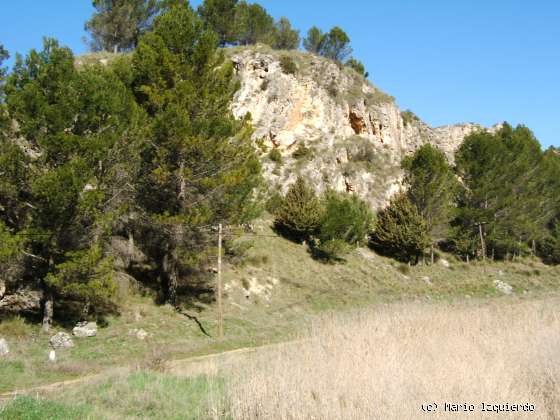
top-left (0, 288), bottom-right (42, 313)
top-left (230, 46), bottom-right (499, 208)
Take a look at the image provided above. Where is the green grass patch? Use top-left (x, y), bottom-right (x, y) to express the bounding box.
top-left (0, 397), bottom-right (90, 420)
top-left (51, 372), bottom-right (226, 420)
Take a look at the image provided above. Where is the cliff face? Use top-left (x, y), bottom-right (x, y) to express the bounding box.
top-left (229, 46), bottom-right (496, 208)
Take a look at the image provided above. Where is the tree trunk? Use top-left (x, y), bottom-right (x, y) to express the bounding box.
top-left (532, 239), bottom-right (536, 256)
top-left (430, 245), bottom-right (434, 265)
top-left (42, 294), bottom-right (53, 333)
top-left (466, 254), bottom-right (469, 263)
top-left (478, 223), bottom-right (486, 261)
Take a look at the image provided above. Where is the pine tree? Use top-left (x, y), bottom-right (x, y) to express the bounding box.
top-left (345, 58), bottom-right (368, 78)
top-left (85, 0), bottom-right (160, 53)
top-left (130, 1), bottom-right (261, 302)
top-left (233, 1), bottom-right (275, 45)
top-left (4, 38), bottom-right (138, 325)
top-left (274, 177), bottom-right (322, 242)
top-left (319, 27), bottom-right (352, 62)
top-left (197, 0), bottom-right (238, 47)
top-left (369, 193), bottom-right (430, 264)
top-left (272, 17), bottom-right (300, 50)
top-left (303, 26), bottom-right (324, 54)
top-left (453, 124), bottom-right (551, 260)
top-left (0, 44), bottom-right (8, 131)
top-left (402, 144), bottom-right (458, 262)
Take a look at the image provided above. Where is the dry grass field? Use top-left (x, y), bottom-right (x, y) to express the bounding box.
top-left (3, 296), bottom-right (558, 419)
top-left (225, 297), bottom-right (560, 419)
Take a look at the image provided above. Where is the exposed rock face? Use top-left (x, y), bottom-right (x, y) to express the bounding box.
top-left (0, 288), bottom-right (42, 313)
top-left (230, 46), bottom-right (498, 208)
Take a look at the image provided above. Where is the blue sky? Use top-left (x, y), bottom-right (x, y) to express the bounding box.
top-left (1, 0), bottom-right (558, 148)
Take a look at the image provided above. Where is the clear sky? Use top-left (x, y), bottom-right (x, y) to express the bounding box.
top-left (1, 0), bottom-right (558, 148)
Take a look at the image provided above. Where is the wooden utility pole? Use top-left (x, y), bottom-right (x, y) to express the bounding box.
top-left (217, 223), bottom-right (224, 339)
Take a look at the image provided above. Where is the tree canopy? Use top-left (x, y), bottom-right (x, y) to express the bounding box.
top-left (85, 0), bottom-right (160, 53)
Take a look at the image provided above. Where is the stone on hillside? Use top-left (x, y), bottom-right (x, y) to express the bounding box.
top-left (72, 321), bottom-right (97, 337)
top-left (494, 280), bottom-right (513, 295)
top-left (439, 259), bottom-right (450, 268)
top-left (129, 328), bottom-right (149, 340)
top-left (49, 350), bottom-right (56, 363)
top-left (422, 276), bottom-right (433, 286)
top-left (0, 338), bottom-right (9, 356)
top-left (50, 332), bottom-right (74, 349)
top-left (0, 279), bottom-right (5, 299)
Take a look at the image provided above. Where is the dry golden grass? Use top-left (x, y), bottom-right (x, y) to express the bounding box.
top-left (226, 297), bottom-right (560, 419)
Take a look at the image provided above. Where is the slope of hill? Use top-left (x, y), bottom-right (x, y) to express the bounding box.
top-left (1, 214), bottom-right (558, 394)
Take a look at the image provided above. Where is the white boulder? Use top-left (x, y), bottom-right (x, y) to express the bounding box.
top-left (50, 332), bottom-right (74, 349)
top-left (72, 321), bottom-right (97, 337)
top-left (0, 338), bottom-right (9, 356)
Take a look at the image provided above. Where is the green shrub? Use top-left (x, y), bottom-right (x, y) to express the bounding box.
top-left (312, 191), bottom-right (373, 261)
top-left (346, 58), bottom-right (368, 78)
top-left (327, 80), bottom-right (338, 98)
top-left (401, 110), bottom-right (420, 127)
top-left (292, 144), bottom-right (312, 160)
top-left (397, 263), bottom-right (410, 275)
top-left (225, 239), bottom-right (254, 264)
top-left (265, 191), bottom-right (284, 215)
top-left (269, 148), bottom-right (283, 163)
top-left (260, 79), bottom-right (269, 91)
top-left (311, 239), bottom-right (350, 262)
top-left (279, 55), bottom-right (297, 75)
top-left (274, 177), bottom-right (322, 242)
top-left (369, 193), bottom-right (430, 264)
top-left (318, 191), bottom-right (373, 246)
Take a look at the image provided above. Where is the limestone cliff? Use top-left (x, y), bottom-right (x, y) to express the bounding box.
top-left (229, 45), bottom-right (498, 208)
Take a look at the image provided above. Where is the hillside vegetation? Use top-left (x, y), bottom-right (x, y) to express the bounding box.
top-left (1, 216), bottom-right (559, 394)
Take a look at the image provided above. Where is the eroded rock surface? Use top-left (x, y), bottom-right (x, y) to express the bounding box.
top-left (230, 47), bottom-right (499, 208)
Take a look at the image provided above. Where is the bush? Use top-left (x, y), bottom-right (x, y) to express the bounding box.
top-left (346, 58), bottom-right (368, 78)
top-left (312, 191), bottom-right (373, 261)
top-left (292, 144), bottom-right (312, 160)
top-left (318, 191), bottom-right (373, 246)
top-left (274, 177), bottom-right (322, 242)
top-left (401, 110), bottom-right (420, 127)
top-left (224, 239), bottom-right (254, 264)
top-left (369, 193), bottom-right (430, 264)
top-left (279, 55), bottom-right (297, 75)
top-left (310, 239), bottom-right (350, 262)
top-left (265, 191), bottom-right (284, 215)
top-left (269, 148), bottom-right (282, 163)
